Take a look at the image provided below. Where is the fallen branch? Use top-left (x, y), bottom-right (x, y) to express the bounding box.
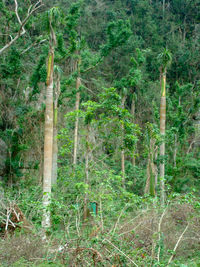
top-left (103, 238), bottom-right (138, 267)
top-left (111, 203), bottom-right (130, 235)
top-left (118, 221), bottom-right (142, 237)
top-left (167, 224), bottom-right (189, 265)
top-left (0, 201), bottom-right (32, 234)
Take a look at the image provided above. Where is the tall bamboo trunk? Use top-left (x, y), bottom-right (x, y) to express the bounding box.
top-left (42, 46), bottom-right (54, 229)
top-left (73, 77), bottom-right (81, 165)
top-left (121, 96), bottom-right (126, 188)
top-left (52, 75), bottom-right (60, 185)
top-left (160, 70), bottom-right (166, 205)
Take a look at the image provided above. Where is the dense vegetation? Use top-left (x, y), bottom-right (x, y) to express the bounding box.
top-left (0, 0), bottom-right (200, 266)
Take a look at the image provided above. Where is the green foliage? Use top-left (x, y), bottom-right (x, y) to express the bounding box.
top-left (1, 47), bottom-right (22, 78)
top-left (101, 19), bottom-right (132, 56)
top-left (30, 50), bottom-right (48, 95)
top-left (65, 1), bottom-right (83, 53)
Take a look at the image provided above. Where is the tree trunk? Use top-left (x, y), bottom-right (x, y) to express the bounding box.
top-left (145, 138), bottom-right (156, 196)
top-left (154, 148), bottom-right (158, 189)
top-left (121, 96), bottom-right (126, 188)
top-left (73, 77), bottom-right (81, 165)
top-left (52, 75), bottom-right (60, 185)
top-left (42, 46), bottom-right (54, 230)
top-left (83, 125), bottom-right (90, 221)
top-left (121, 149), bottom-right (125, 188)
top-left (149, 139), bottom-right (156, 196)
top-left (160, 70), bottom-right (166, 205)
top-left (173, 134), bottom-right (177, 168)
top-left (145, 154), bottom-right (151, 194)
top-left (163, 0), bottom-right (165, 18)
top-left (131, 96), bottom-right (136, 166)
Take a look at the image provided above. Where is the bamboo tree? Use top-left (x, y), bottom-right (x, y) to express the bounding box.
top-left (158, 49), bottom-right (172, 205)
top-left (42, 7), bottom-right (58, 231)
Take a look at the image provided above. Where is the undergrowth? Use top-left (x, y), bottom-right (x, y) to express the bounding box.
top-left (0, 190), bottom-right (200, 267)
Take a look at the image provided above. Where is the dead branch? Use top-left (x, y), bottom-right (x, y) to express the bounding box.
top-left (118, 221), bottom-right (142, 237)
top-left (0, 200), bottom-right (32, 235)
top-left (111, 203), bottom-right (130, 235)
top-left (0, 0), bottom-right (43, 55)
top-left (21, 38), bottom-right (47, 55)
top-left (103, 238), bottom-right (138, 267)
top-left (167, 224), bottom-right (189, 265)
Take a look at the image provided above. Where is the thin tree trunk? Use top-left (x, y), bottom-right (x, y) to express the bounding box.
top-left (173, 134), bottom-right (177, 168)
top-left (73, 77), bottom-right (81, 165)
top-left (121, 149), bottom-right (125, 188)
top-left (145, 138), bottom-right (156, 196)
top-left (154, 148), bottom-right (158, 189)
top-left (52, 75), bottom-right (60, 185)
top-left (83, 125), bottom-right (90, 221)
top-left (160, 70), bottom-right (166, 205)
top-left (145, 155), bottom-right (151, 194)
top-left (149, 139), bottom-right (156, 196)
top-left (163, 0), bottom-right (165, 18)
top-left (121, 96), bottom-right (126, 188)
top-left (131, 96), bottom-right (136, 166)
top-left (42, 46), bottom-right (54, 230)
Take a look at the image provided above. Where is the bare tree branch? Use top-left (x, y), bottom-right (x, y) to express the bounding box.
top-left (21, 38), bottom-right (47, 54)
top-left (0, 0), bottom-right (43, 55)
top-left (14, 0), bottom-right (25, 34)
